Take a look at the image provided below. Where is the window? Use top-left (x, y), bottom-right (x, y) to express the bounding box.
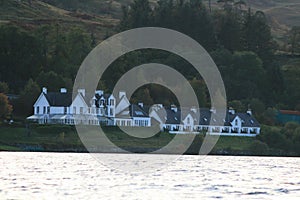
top-left (80, 107), bottom-right (83, 114)
top-left (36, 107), bottom-right (40, 114)
top-left (187, 117), bottom-right (190, 124)
top-left (47, 107), bottom-right (50, 114)
top-left (100, 100), bottom-right (104, 105)
top-left (135, 111), bottom-right (143, 116)
top-left (73, 107), bottom-right (76, 114)
top-left (43, 106), bottom-right (46, 114)
top-left (64, 107), bottom-right (67, 114)
top-left (110, 99), bottom-right (114, 106)
top-left (235, 120), bottom-right (238, 126)
top-left (110, 108), bottom-right (113, 116)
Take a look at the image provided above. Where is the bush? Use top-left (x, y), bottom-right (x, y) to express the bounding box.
top-left (249, 140), bottom-right (269, 155)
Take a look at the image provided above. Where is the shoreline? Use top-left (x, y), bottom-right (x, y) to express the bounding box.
top-left (1, 149), bottom-right (299, 158)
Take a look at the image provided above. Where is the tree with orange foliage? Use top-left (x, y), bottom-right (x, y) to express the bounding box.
top-left (0, 93), bottom-right (12, 119)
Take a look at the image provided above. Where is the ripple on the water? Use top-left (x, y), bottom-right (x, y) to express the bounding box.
top-left (0, 153), bottom-right (299, 200)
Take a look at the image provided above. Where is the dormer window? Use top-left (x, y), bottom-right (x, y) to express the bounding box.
top-left (100, 100), bottom-right (104, 105)
top-left (235, 119), bottom-right (238, 126)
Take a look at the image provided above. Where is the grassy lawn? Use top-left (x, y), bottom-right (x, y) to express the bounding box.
top-left (215, 136), bottom-right (256, 151)
top-left (0, 124), bottom-right (258, 154)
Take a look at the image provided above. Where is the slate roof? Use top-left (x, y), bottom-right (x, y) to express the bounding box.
top-left (234, 113), bottom-right (260, 127)
top-left (130, 104), bottom-right (149, 118)
top-left (44, 92), bottom-right (72, 107)
top-left (155, 106), bottom-right (260, 127)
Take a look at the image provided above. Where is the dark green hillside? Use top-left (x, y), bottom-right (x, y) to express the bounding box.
top-left (0, 0), bottom-right (118, 41)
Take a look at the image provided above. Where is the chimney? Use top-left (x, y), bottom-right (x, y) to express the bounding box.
top-left (247, 109), bottom-right (252, 115)
top-left (190, 106), bottom-right (197, 113)
top-left (171, 104), bottom-right (178, 112)
top-left (42, 87), bottom-right (47, 94)
top-left (138, 103), bottom-right (144, 108)
top-left (60, 88), bottom-right (67, 93)
top-left (78, 89), bottom-right (85, 97)
top-left (229, 107), bottom-right (235, 115)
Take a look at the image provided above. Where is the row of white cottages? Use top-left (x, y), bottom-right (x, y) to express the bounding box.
top-left (27, 87), bottom-right (261, 137)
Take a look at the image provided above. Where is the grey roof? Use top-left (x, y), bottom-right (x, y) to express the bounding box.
top-left (44, 92), bottom-right (72, 107)
top-left (156, 106), bottom-right (260, 127)
top-left (234, 113), bottom-right (260, 127)
top-left (130, 104), bottom-right (149, 118)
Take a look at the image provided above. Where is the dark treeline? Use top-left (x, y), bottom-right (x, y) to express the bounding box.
top-left (115, 0), bottom-right (299, 124)
top-left (0, 0), bottom-right (299, 124)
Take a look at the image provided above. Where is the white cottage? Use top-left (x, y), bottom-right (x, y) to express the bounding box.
top-left (27, 87), bottom-right (151, 127)
top-left (149, 105), bottom-right (261, 137)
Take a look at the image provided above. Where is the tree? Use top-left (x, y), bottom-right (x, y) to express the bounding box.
top-left (262, 107), bottom-right (277, 125)
top-left (228, 51), bottom-right (265, 100)
top-left (36, 71), bottom-right (66, 92)
top-left (119, 0), bottom-right (152, 30)
top-left (259, 126), bottom-right (289, 151)
top-left (249, 140), bottom-right (269, 155)
top-left (249, 98), bottom-right (265, 115)
top-left (132, 87), bottom-right (154, 105)
top-left (292, 127), bottom-right (300, 154)
top-left (18, 79), bottom-right (40, 115)
top-left (228, 100), bottom-right (245, 112)
top-left (190, 79), bottom-right (208, 107)
top-left (242, 10), bottom-right (274, 64)
top-left (281, 61), bottom-right (300, 109)
top-left (214, 10), bottom-right (243, 51)
top-left (0, 82), bottom-right (9, 94)
top-left (66, 28), bottom-right (92, 78)
top-left (0, 25), bottom-right (43, 92)
top-left (234, 0), bottom-right (246, 11)
top-left (283, 122), bottom-right (299, 139)
top-left (217, 0), bottom-right (235, 11)
top-left (0, 93), bottom-right (12, 119)
top-left (288, 26), bottom-right (300, 55)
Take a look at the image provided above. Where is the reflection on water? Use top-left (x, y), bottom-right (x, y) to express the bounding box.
top-left (0, 152), bottom-right (299, 199)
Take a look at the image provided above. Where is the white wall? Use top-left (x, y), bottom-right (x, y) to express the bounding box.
top-left (115, 96), bottom-right (130, 115)
top-left (70, 94), bottom-right (88, 114)
top-left (50, 107), bottom-right (65, 115)
top-left (183, 114), bottom-right (194, 130)
top-left (34, 93), bottom-right (50, 115)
